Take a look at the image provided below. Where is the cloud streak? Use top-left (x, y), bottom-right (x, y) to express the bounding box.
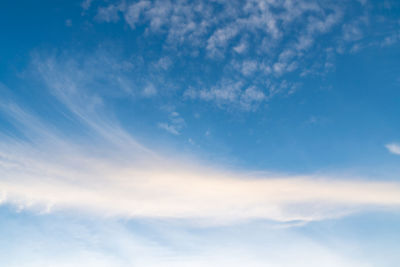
top-left (1, 57), bottom-right (400, 224)
top-left (386, 143), bottom-right (400, 155)
top-left (2, 152), bottom-right (400, 224)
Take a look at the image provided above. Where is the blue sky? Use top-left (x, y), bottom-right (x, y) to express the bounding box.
top-left (1, 0), bottom-right (400, 266)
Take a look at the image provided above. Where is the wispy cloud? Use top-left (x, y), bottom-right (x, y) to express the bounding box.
top-left (158, 110), bottom-right (185, 135)
top-left (85, 0), bottom-right (387, 111)
top-left (2, 146), bottom-right (400, 224)
top-left (185, 80), bottom-right (266, 111)
top-left (0, 206), bottom-right (377, 267)
top-left (0, 56), bottom-right (400, 225)
top-left (78, 0), bottom-right (400, 112)
top-left (142, 83), bottom-right (157, 97)
top-left (81, 0), bottom-right (95, 10)
top-left (386, 143), bottom-right (400, 155)
top-left (158, 122), bottom-right (180, 135)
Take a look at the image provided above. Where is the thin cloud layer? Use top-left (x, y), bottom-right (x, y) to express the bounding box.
top-left (0, 56), bottom-right (400, 224)
top-left (386, 143), bottom-right (400, 155)
top-left (0, 207), bottom-right (377, 267)
top-left (1, 1), bottom-right (400, 266)
top-left (2, 152), bottom-right (400, 223)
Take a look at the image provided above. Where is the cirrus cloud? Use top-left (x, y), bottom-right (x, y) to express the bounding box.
top-left (386, 143), bottom-right (400, 155)
top-left (1, 58), bottom-right (400, 225)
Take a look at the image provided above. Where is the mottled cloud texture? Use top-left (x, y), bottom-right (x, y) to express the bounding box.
top-left (88, 0), bottom-right (399, 111)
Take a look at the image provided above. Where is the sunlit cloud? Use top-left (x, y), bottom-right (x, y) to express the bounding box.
top-left (1, 1), bottom-right (400, 266)
top-left (0, 55), bottom-right (400, 225)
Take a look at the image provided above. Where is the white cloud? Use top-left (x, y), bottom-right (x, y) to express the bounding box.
top-left (273, 62), bottom-right (286, 76)
top-left (1, 128), bottom-right (400, 225)
top-left (186, 78), bottom-right (298, 111)
top-left (158, 110), bottom-right (185, 135)
top-left (233, 40), bottom-right (247, 54)
top-left (92, 0), bottom-right (347, 64)
top-left (124, 1), bottom-right (151, 29)
top-left (296, 35), bottom-right (314, 51)
top-left (206, 25), bottom-right (240, 58)
top-left (81, 0), bottom-right (94, 10)
top-left (83, 0), bottom-right (393, 111)
top-left (381, 31), bottom-right (400, 47)
top-left (1, 68), bottom-right (400, 225)
top-left (153, 56), bottom-right (172, 70)
top-left (65, 19), bottom-right (72, 27)
top-left (0, 208), bottom-right (378, 267)
top-left (240, 60), bottom-right (258, 76)
top-left (194, 80), bottom-right (243, 107)
top-left (142, 83), bottom-right (157, 97)
top-left (96, 4), bottom-right (123, 23)
top-left (240, 86), bottom-right (265, 110)
top-left (158, 122), bottom-right (180, 135)
top-left (2, 53), bottom-right (399, 227)
top-left (386, 143), bottom-right (400, 155)
top-left (342, 21), bottom-right (364, 42)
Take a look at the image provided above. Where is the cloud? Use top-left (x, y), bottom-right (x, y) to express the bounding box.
top-left (142, 83), bottom-right (157, 97)
top-left (206, 24), bottom-right (240, 58)
top-left (239, 86), bottom-right (266, 110)
top-left (381, 31), bottom-right (400, 47)
top-left (386, 143), bottom-right (400, 155)
top-left (81, 0), bottom-right (94, 10)
top-left (153, 56), bottom-right (172, 70)
top-left (233, 39), bottom-right (247, 54)
top-left (84, 0), bottom-right (383, 111)
top-left (79, 0), bottom-right (400, 113)
top-left (158, 110), bottom-right (185, 135)
top-left (1, 126), bottom-right (400, 225)
top-left (158, 122), bottom-right (180, 135)
top-left (124, 1), bottom-right (151, 29)
top-left (1, 59), bottom-right (400, 225)
top-left (0, 206), bottom-right (380, 267)
top-left (342, 23), bottom-right (363, 42)
top-left (1, 51), bottom-right (400, 228)
top-left (197, 80), bottom-right (243, 104)
top-left (95, 4), bottom-right (123, 23)
top-left (65, 19), bottom-right (72, 27)
top-left (240, 60), bottom-right (258, 76)
top-left (186, 79), bottom-right (265, 111)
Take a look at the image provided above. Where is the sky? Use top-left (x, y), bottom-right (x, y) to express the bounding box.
top-left (0, 0), bottom-right (400, 266)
